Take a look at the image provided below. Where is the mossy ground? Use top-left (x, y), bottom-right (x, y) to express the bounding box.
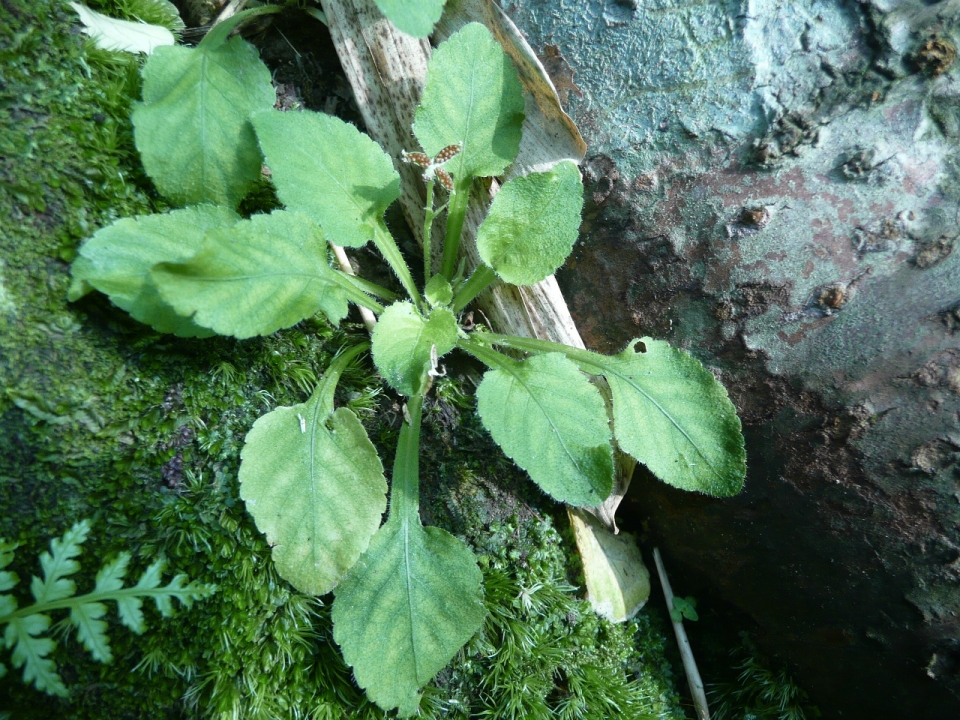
top-left (0, 1), bottom-right (686, 718)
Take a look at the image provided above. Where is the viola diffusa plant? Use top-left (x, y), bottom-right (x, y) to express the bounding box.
top-left (69, 8), bottom-right (746, 716)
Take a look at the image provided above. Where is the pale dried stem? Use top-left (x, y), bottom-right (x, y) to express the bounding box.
top-left (653, 547), bottom-right (711, 720)
top-left (330, 243), bottom-right (377, 333)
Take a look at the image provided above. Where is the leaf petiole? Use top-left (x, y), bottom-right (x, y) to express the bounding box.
top-left (312, 341), bottom-right (371, 413)
top-left (388, 380), bottom-right (425, 524)
top-left (328, 271), bottom-right (386, 315)
top-left (372, 225), bottom-right (423, 311)
top-left (336, 273), bottom-right (399, 304)
top-left (470, 332), bottom-right (601, 371)
top-left (451, 265), bottom-right (496, 313)
top-left (423, 179), bottom-right (436, 284)
top-left (440, 178), bottom-right (471, 280)
top-left (199, 5), bottom-right (282, 48)
top-left (456, 337), bottom-right (514, 371)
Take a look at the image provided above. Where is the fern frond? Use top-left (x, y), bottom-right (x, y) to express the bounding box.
top-left (30, 520), bottom-right (90, 604)
top-left (4, 613), bottom-right (66, 696)
top-left (0, 520), bottom-right (216, 697)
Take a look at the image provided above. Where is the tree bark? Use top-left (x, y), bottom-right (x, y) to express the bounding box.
top-left (503, 0), bottom-right (960, 717)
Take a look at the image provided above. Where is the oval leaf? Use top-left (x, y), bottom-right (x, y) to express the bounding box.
top-left (151, 211), bottom-right (348, 338)
top-left (476, 353), bottom-right (614, 506)
top-left (602, 339), bottom-right (746, 496)
top-left (371, 302), bottom-right (458, 395)
top-left (413, 22), bottom-right (524, 181)
top-left (375, 0), bottom-right (445, 38)
top-left (239, 381), bottom-right (387, 595)
top-left (132, 36), bottom-right (275, 207)
top-left (70, 205), bottom-right (239, 337)
top-left (477, 160), bottom-right (584, 285)
top-left (253, 109), bottom-right (400, 249)
top-left (332, 521), bottom-right (484, 717)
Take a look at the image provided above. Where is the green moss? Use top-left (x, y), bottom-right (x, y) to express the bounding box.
top-left (0, 2), bottom-right (687, 717)
top-left (710, 635), bottom-right (820, 720)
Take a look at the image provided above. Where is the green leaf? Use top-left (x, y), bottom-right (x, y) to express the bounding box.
top-left (151, 211), bottom-right (349, 338)
top-left (253, 109), bottom-right (400, 249)
top-left (0, 541), bottom-right (17, 594)
top-left (0, 541), bottom-right (16, 570)
top-left (71, 205), bottom-right (239, 337)
top-left (5, 613), bottom-right (65, 696)
top-left (601, 339), bottom-right (746, 496)
top-left (115, 594), bottom-right (145, 634)
top-left (375, 0), bottom-right (445, 38)
top-left (334, 522), bottom-right (483, 716)
top-left (476, 353), bottom-right (614, 506)
top-left (671, 596), bottom-right (698, 623)
top-left (239, 346), bottom-right (388, 595)
top-left (413, 23), bottom-right (524, 181)
top-left (132, 35), bottom-right (275, 207)
top-left (333, 390), bottom-right (483, 716)
top-left (371, 302), bottom-right (458, 396)
top-left (424, 274), bottom-right (453, 307)
top-left (69, 2), bottom-right (175, 54)
top-left (31, 521), bottom-right (89, 604)
top-left (70, 602), bottom-right (111, 662)
top-left (477, 161), bottom-right (584, 286)
top-left (94, 554), bottom-right (130, 595)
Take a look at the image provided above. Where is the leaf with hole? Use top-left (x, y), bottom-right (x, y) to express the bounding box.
top-left (151, 210), bottom-right (349, 338)
top-left (477, 160), bottom-right (584, 285)
top-left (239, 347), bottom-right (388, 595)
top-left (476, 352), bottom-right (613, 506)
top-left (413, 23), bottom-right (524, 182)
top-left (597, 339), bottom-right (746, 496)
top-left (132, 33), bottom-right (274, 207)
top-left (253, 109), bottom-right (401, 249)
top-left (70, 205), bottom-right (239, 337)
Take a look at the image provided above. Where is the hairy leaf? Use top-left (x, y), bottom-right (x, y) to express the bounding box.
top-left (334, 522), bottom-right (483, 716)
top-left (413, 23), bottom-right (524, 181)
top-left (333, 392), bottom-right (483, 717)
top-left (599, 339), bottom-right (746, 496)
top-left (253, 109), bottom-right (400, 249)
top-left (239, 349), bottom-right (388, 595)
top-left (132, 35), bottom-right (274, 207)
top-left (151, 211), bottom-right (349, 338)
top-left (71, 205), bottom-right (239, 337)
top-left (375, 0), bottom-right (445, 38)
top-left (477, 161), bottom-right (584, 286)
top-left (372, 302), bottom-right (458, 396)
top-left (424, 274), bottom-right (453, 307)
top-left (476, 353), bottom-right (613, 506)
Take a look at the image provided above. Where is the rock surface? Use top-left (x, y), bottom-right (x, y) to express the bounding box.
top-left (505, 0), bottom-right (960, 716)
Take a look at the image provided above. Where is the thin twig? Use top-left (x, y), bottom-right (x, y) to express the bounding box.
top-left (214, 0), bottom-right (249, 26)
top-left (330, 243), bottom-right (377, 333)
top-left (653, 547), bottom-right (710, 720)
